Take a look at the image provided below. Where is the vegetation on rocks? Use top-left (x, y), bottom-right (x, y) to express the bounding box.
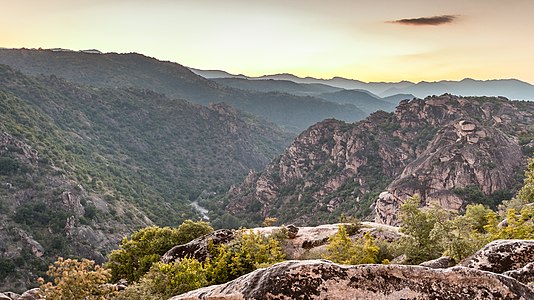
top-left (322, 226), bottom-right (379, 265)
top-left (106, 221), bottom-right (213, 283)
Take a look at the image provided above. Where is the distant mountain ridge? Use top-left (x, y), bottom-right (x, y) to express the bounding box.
top-left (206, 77), bottom-right (411, 115)
top-left (191, 69), bottom-right (534, 101)
top-left (0, 48), bottom-right (367, 132)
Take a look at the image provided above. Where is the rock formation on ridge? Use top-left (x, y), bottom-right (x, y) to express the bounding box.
top-left (222, 94), bottom-right (534, 226)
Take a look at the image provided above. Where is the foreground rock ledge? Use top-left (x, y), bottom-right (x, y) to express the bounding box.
top-left (170, 260), bottom-right (534, 300)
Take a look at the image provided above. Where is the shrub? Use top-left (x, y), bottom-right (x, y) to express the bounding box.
top-left (397, 196), bottom-right (446, 264)
top-left (206, 230), bottom-right (285, 284)
top-left (106, 220), bottom-right (212, 283)
top-left (116, 258), bottom-right (207, 300)
top-left (38, 257), bottom-right (116, 300)
top-left (322, 225), bottom-right (379, 265)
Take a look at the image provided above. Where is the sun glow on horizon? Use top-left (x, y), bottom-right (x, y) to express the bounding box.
top-left (1, 0), bottom-right (533, 84)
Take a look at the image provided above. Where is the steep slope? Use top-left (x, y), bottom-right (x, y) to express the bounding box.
top-left (0, 65), bottom-right (291, 291)
top-left (0, 49), bottom-right (365, 131)
top-left (222, 95), bottom-right (534, 226)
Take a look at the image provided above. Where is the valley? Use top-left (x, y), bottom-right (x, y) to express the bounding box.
top-left (0, 48), bottom-right (533, 298)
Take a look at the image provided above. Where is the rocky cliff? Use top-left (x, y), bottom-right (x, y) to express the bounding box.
top-left (223, 94), bottom-right (534, 226)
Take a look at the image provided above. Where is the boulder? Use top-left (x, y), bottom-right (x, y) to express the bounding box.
top-left (161, 229), bottom-right (235, 263)
top-left (18, 289), bottom-right (40, 300)
top-left (461, 239), bottom-right (534, 273)
top-left (170, 260), bottom-right (534, 300)
top-left (3, 292), bottom-right (20, 300)
top-left (285, 224), bottom-right (298, 239)
top-left (504, 262), bottom-right (534, 285)
top-left (419, 256), bottom-right (457, 269)
top-left (0, 293), bottom-right (12, 300)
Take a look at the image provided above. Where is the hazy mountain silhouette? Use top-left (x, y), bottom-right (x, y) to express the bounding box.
top-left (192, 68), bottom-right (534, 101)
top-left (211, 77), bottom-right (343, 97)
top-left (0, 49), bottom-right (366, 131)
top-left (318, 89), bottom-right (399, 114)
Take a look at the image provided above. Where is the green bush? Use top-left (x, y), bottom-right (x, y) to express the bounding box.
top-left (397, 196), bottom-right (446, 264)
top-left (106, 220), bottom-right (213, 283)
top-left (0, 257), bottom-right (15, 281)
top-left (206, 230), bottom-right (285, 284)
top-left (0, 156), bottom-right (20, 175)
top-left (322, 225), bottom-right (379, 265)
top-left (116, 258), bottom-right (207, 300)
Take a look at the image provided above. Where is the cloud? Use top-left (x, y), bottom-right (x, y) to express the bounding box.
top-left (389, 15), bottom-right (458, 26)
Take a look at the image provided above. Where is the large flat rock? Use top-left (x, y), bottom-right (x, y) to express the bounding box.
top-left (170, 260), bottom-right (534, 300)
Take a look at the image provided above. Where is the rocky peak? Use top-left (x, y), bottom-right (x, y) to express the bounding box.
top-left (222, 95), bottom-right (534, 227)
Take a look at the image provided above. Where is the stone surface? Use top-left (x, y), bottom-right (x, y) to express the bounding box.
top-left (285, 225), bottom-right (299, 239)
top-left (170, 260), bottom-right (534, 300)
top-left (3, 292), bottom-right (20, 300)
top-left (419, 256), bottom-right (457, 269)
top-left (161, 229), bottom-right (236, 263)
top-left (17, 289), bottom-right (40, 300)
top-left (461, 239), bottom-right (534, 274)
top-left (504, 262), bottom-right (534, 285)
top-left (0, 293), bottom-right (12, 300)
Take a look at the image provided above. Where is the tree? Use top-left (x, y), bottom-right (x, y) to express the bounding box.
top-left (485, 206), bottom-right (534, 240)
top-left (499, 158), bottom-right (534, 214)
top-left (262, 217), bottom-right (278, 227)
top-left (206, 230), bottom-right (285, 284)
top-left (106, 220), bottom-right (212, 283)
top-left (431, 205), bottom-right (489, 262)
top-left (38, 257), bottom-right (116, 300)
top-left (322, 225), bottom-right (379, 265)
top-left (397, 196), bottom-right (446, 264)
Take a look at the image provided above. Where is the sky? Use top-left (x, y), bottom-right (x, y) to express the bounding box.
top-left (1, 0), bottom-right (534, 83)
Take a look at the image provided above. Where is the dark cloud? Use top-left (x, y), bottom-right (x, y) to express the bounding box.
top-left (389, 15), bottom-right (458, 26)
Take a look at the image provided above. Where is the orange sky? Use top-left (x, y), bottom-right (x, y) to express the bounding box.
top-left (1, 0), bottom-right (534, 83)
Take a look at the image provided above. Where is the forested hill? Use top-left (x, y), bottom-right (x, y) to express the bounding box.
top-left (0, 49), bottom-right (367, 131)
top-left (0, 64), bottom-right (291, 290)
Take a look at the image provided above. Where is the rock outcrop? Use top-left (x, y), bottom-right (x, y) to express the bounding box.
top-left (419, 256), bottom-right (457, 269)
top-left (17, 288), bottom-right (40, 300)
top-left (162, 223), bottom-right (400, 264)
top-left (223, 95), bottom-right (534, 226)
top-left (162, 229), bottom-right (236, 263)
top-left (461, 239), bottom-right (534, 274)
top-left (0, 293), bottom-right (12, 300)
top-left (504, 263), bottom-right (534, 285)
top-left (171, 260), bottom-right (534, 300)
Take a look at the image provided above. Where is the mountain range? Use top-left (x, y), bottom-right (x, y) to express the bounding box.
top-left (191, 69), bottom-right (534, 100)
top-left (0, 49), bottom-right (375, 132)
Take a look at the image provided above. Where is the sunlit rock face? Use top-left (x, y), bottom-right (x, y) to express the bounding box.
top-left (225, 94), bottom-right (534, 226)
top-left (171, 260), bottom-right (534, 300)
